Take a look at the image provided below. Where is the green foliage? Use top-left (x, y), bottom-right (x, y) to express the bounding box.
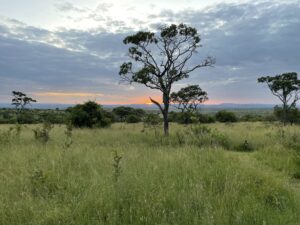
top-left (143, 113), bottom-right (161, 127)
top-left (0, 123), bottom-right (300, 224)
top-left (68, 101), bottom-right (111, 128)
top-left (216, 110), bottom-right (238, 122)
top-left (113, 106), bottom-right (145, 122)
top-left (171, 85), bottom-right (208, 112)
top-left (0, 124), bottom-right (22, 144)
top-left (274, 105), bottom-right (300, 125)
top-left (258, 72), bottom-right (300, 125)
top-left (63, 123), bottom-right (73, 149)
top-left (198, 113), bottom-right (216, 123)
top-left (30, 169), bottom-right (59, 198)
top-left (17, 110), bottom-right (36, 124)
top-left (33, 122), bottom-right (53, 143)
top-left (177, 111), bottom-right (195, 124)
top-left (113, 151), bottom-right (122, 182)
top-left (186, 125), bottom-right (230, 149)
top-left (168, 112), bottom-right (215, 124)
top-left (125, 114), bottom-right (141, 123)
top-left (0, 108), bottom-right (69, 124)
top-left (120, 23), bottom-right (215, 135)
top-left (258, 72), bottom-right (300, 97)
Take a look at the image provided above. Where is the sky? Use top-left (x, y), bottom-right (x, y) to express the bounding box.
top-left (0, 0), bottom-right (299, 105)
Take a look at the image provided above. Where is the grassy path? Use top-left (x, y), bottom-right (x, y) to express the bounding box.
top-left (229, 150), bottom-right (300, 206)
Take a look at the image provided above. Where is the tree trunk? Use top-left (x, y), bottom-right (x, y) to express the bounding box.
top-left (283, 102), bottom-right (288, 126)
top-left (163, 110), bottom-right (169, 136)
top-left (163, 93), bottom-right (170, 136)
top-left (150, 93), bottom-right (170, 136)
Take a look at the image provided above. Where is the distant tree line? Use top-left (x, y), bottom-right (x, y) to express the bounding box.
top-left (1, 98), bottom-right (298, 126)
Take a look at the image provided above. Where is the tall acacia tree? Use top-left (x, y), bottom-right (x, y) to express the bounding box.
top-left (258, 72), bottom-right (300, 125)
top-left (119, 24), bottom-right (215, 135)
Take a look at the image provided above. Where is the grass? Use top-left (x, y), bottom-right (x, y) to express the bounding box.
top-left (0, 122), bottom-right (299, 225)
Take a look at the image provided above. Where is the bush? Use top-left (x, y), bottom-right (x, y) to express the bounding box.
top-left (17, 111), bottom-right (36, 124)
top-left (168, 111), bottom-right (181, 123)
top-left (112, 106), bottom-right (145, 122)
top-left (240, 114), bottom-right (263, 122)
top-left (187, 125), bottom-right (231, 149)
top-left (198, 113), bottom-right (216, 123)
top-left (33, 122), bottom-right (53, 143)
top-left (177, 112), bottom-right (195, 124)
top-left (125, 114), bottom-right (141, 123)
top-left (68, 101), bottom-right (111, 128)
top-left (144, 113), bottom-right (161, 126)
top-left (215, 110), bottom-right (238, 123)
top-left (274, 105), bottom-right (300, 125)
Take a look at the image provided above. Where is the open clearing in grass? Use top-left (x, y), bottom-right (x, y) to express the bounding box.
top-left (0, 122), bottom-right (300, 225)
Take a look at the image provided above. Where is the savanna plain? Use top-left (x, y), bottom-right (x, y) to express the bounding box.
top-left (0, 122), bottom-right (300, 225)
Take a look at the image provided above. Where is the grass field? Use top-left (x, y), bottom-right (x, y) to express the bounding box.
top-left (0, 122), bottom-right (300, 225)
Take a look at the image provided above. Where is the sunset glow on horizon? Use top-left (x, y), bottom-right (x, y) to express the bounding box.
top-left (29, 91), bottom-right (252, 105)
top-left (0, 0), bottom-right (299, 105)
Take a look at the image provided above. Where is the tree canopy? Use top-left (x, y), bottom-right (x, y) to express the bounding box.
top-left (170, 85), bottom-right (208, 113)
top-left (11, 91), bottom-right (36, 110)
top-left (119, 24), bottom-right (215, 135)
top-left (258, 72), bottom-right (300, 124)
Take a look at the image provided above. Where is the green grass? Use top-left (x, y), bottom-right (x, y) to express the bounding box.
top-left (0, 122), bottom-right (299, 225)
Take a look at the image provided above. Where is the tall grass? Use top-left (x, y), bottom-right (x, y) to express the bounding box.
top-left (0, 122), bottom-right (299, 225)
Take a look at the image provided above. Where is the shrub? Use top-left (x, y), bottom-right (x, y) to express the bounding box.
top-left (188, 125), bottom-right (230, 149)
top-left (33, 122), bottom-right (53, 143)
top-left (215, 110), bottom-right (238, 123)
top-left (240, 114), bottom-right (263, 122)
top-left (68, 101), bottom-right (111, 128)
top-left (168, 111), bottom-right (181, 123)
top-left (274, 105), bottom-right (300, 125)
top-left (177, 112), bottom-right (194, 124)
top-left (144, 113), bottom-right (161, 127)
top-left (17, 111), bottom-right (36, 124)
top-left (198, 113), bottom-right (216, 123)
top-left (112, 106), bottom-right (145, 122)
top-left (125, 114), bottom-right (141, 123)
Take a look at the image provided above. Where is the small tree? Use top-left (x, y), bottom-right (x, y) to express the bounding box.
top-left (119, 24), bottom-right (215, 135)
top-left (170, 85), bottom-right (208, 113)
top-left (215, 110), bottom-right (238, 123)
top-left (258, 72), bottom-right (300, 125)
top-left (170, 85), bottom-right (208, 124)
top-left (11, 91), bottom-right (36, 123)
top-left (68, 101), bottom-right (111, 128)
top-left (12, 91), bottom-right (36, 110)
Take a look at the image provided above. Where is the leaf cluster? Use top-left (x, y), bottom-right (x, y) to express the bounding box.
top-left (170, 85), bottom-right (208, 112)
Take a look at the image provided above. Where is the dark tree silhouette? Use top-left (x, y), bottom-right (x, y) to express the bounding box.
top-left (119, 24), bottom-right (215, 135)
top-left (258, 72), bottom-right (300, 125)
top-left (170, 85), bottom-right (208, 113)
top-left (11, 91), bottom-right (36, 110)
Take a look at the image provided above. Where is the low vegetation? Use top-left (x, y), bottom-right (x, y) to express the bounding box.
top-left (0, 122), bottom-right (299, 224)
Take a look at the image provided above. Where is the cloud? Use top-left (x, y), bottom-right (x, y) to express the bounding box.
top-left (35, 92), bottom-right (104, 97)
top-left (0, 0), bottom-right (299, 104)
top-left (55, 2), bottom-right (87, 13)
